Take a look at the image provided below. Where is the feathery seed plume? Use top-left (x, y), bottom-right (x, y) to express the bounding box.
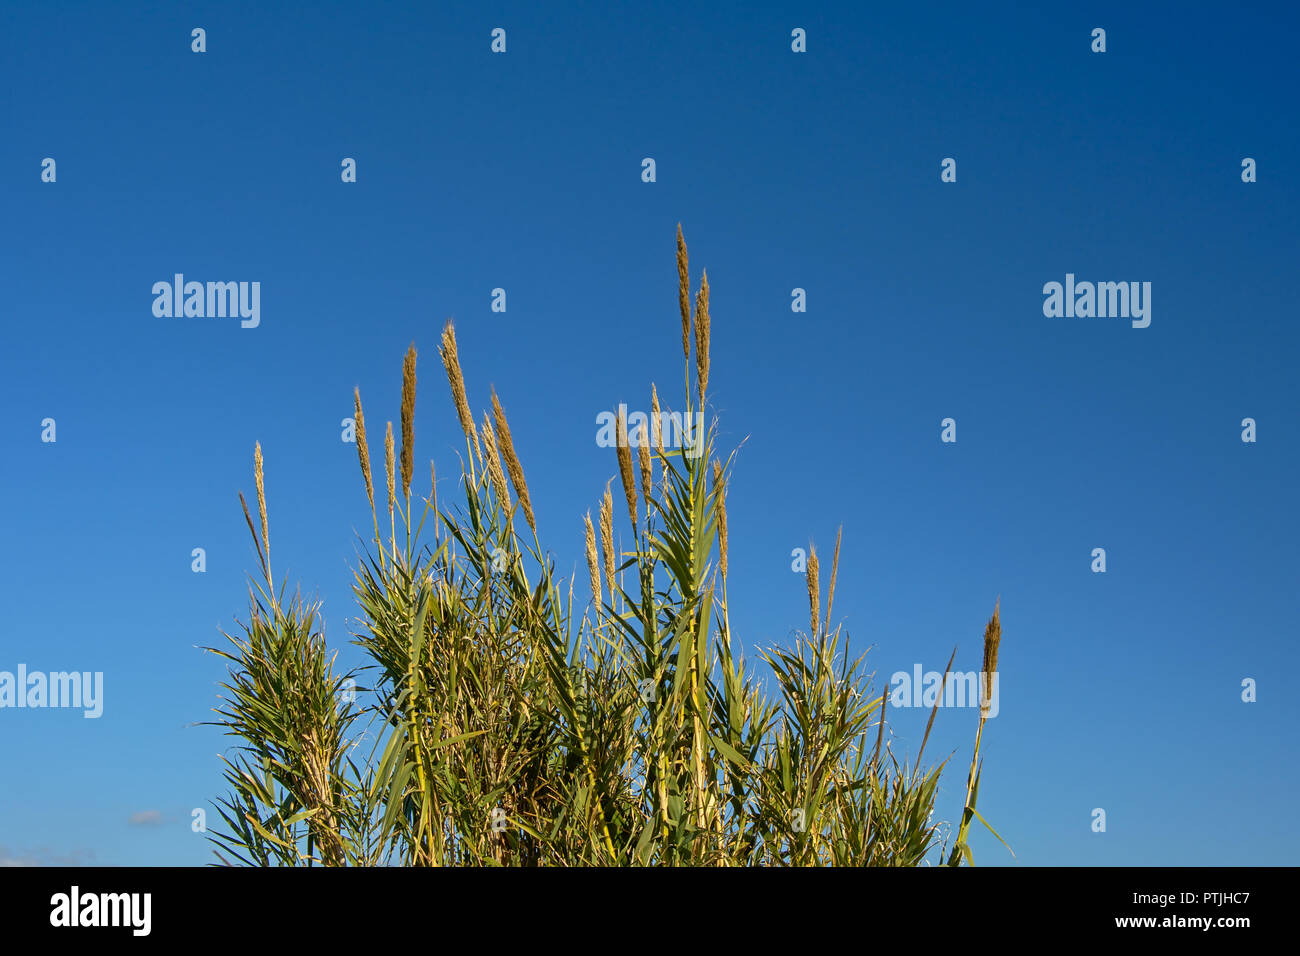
top-left (254, 442), bottom-right (270, 581)
top-left (599, 481), bottom-right (616, 599)
top-left (652, 385), bottom-right (669, 487)
top-left (481, 416), bottom-right (512, 512)
top-left (400, 343), bottom-right (417, 501)
top-left (981, 598), bottom-right (1002, 717)
top-left (807, 544), bottom-right (820, 638)
top-left (439, 320), bottom-right (479, 454)
top-left (384, 423), bottom-right (395, 514)
top-left (694, 270), bottom-right (711, 406)
top-left (615, 406), bottom-right (638, 529)
top-left (491, 386), bottom-right (535, 533)
top-left (676, 224), bottom-right (690, 361)
top-left (638, 422), bottom-right (652, 507)
top-left (353, 388), bottom-right (375, 513)
top-left (584, 511), bottom-right (601, 606)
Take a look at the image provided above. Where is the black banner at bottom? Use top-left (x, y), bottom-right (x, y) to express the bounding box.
top-left (0, 866), bottom-right (1284, 943)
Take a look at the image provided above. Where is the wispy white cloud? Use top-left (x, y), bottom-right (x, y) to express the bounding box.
top-left (0, 845), bottom-right (97, 867)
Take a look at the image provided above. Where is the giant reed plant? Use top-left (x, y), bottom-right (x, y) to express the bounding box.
top-left (206, 227), bottom-right (1009, 866)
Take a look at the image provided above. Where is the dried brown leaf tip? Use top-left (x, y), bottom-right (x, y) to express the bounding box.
top-left (354, 388), bottom-right (375, 513)
top-left (825, 526), bottom-right (842, 633)
top-left (400, 343), bottom-right (417, 502)
top-left (238, 490), bottom-right (265, 578)
top-left (712, 459), bottom-right (728, 578)
top-left (650, 383), bottom-right (664, 455)
top-left (615, 406), bottom-right (638, 530)
top-left (676, 224), bottom-right (690, 361)
top-left (491, 386), bottom-right (535, 534)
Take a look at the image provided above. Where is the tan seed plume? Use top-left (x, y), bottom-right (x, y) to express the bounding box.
top-left (491, 386), bottom-right (535, 533)
top-left (637, 422), bottom-right (652, 507)
top-left (981, 598), bottom-right (1002, 717)
top-left (481, 416), bottom-right (512, 512)
top-left (676, 224), bottom-right (690, 361)
top-left (712, 459), bottom-right (728, 578)
top-left (439, 320), bottom-right (479, 454)
top-left (400, 343), bottom-right (417, 502)
top-left (806, 544), bottom-right (820, 638)
top-left (599, 481), bottom-right (616, 599)
top-left (353, 388), bottom-right (375, 514)
top-left (584, 511), bottom-right (602, 607)
top-left (254, 442), bottom-right (270, 581)
top-left (384, 423), bottom-right (395, 514)
top-left (652, 384), bottom-right (668, 488)
top-left (694, 270), bottom-right (711, 406)
top-left (615, 406), bottom-right (638, 529)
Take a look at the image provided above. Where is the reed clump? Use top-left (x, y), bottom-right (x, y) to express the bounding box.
top-left (206, 226), bottom-right (1007, 867)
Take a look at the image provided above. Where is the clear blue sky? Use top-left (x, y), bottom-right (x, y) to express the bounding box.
top-left (2, 1), bottom-right (1296, 866)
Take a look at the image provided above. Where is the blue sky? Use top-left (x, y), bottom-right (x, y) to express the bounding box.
top-left (1, 1), bottom-right (1296, 866)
